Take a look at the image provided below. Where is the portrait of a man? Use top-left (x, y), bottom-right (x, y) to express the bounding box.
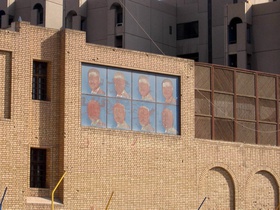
top-left (161, 108), bottom-right (177, 134)
top-left (87, 99), bottom-right (105, 128)
top-left (88, 68), bottom-right (105, 95)
top-left (113, 103), bottom-right (130, 130)
top-left (162, 79), bottom-right (176, 104)
top-left (138, 106), bottom-right (154, 132)
top-left (113, 72), bottom-right (130, 98)
top-left (138, 75), bottom-right (154, 101)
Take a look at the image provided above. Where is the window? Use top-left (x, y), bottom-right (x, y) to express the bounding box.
top-left (228, 17), bottom-right (242, 44)
top-left (115, 35), bottom-right (123, 48)
top-left (247, 54), bottom-right (252, 69)
top-left (116, 6), bottom-right (123, 24)
top-left (229, 54), bottom-right (237, 67)
top-left (33, 3), bottom-right (44, 25)
top-left (81, 16), bottom-right (86, 31)
top-left (169, 26), bottom-right (172, 35)
top-left (32, 61), bottom-right (47, 100)
top-left (110, 3), bottom-right (123, 26)
top-left (65, 10), bottom-right (77, 29)
top-left (0, 10), bottom-right (5, 28)
top-left (247, 24), bottom-right (252, 44)
top-left (177, 21), bottom-right (199, 40)
top-left (81, 63), bottom-right (180, 135)
top-left (30, 148), bottom-right (47, 188)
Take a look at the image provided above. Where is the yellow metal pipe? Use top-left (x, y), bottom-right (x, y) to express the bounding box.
top-left (105, 191), bottom-right (114, 210)
top-left (51, 171), bottom-right (67, 210)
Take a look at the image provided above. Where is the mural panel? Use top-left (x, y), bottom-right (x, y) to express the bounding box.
top-left (81, 63), bottom-right (180, 135)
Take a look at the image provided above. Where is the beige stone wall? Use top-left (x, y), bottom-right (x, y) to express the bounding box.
top-left (0, 22), bottom-right (279, 209)
top-left (0, 22), bottom-right (63, 209)
top-left (62, 27), bottom-right (193, 209)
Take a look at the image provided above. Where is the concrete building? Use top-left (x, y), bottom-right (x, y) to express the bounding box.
top-left (1, 0), bottom-right (280, 73)
top-left (0, 20), bottom-right (279, 210)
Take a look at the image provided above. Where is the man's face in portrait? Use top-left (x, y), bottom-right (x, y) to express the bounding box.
top-left (88, 70), bottom-right (100, 92)
top-left (114, 73), bottom-right (126, 95)
top-left (138, 77), bottom-right (150, 97)
top-left (138, 106), bottom-right (150, 126)
top-left (162, 108), bottom-right (173, 129)
top-left (113, 103), bottom-right (125, 124)
top-left (162, 80), bottom-right (173, 100)
top-left (87, 100), bottom-right (100, 121)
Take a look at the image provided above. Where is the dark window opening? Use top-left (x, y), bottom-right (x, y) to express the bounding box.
top-left (229, 54), bottom-right (237, 67)
top-left (65, 10), bottom-right (77, 29)
top-left (33, 3), bottom-right (44, 25)
top-left (111, 3), bottom-right (123, 26)
top-left (247, 54), bottom-right (252, 70)
top-left (115, 35), bottom-right (123, 48)
top-left (81, 16), bottom-right (86, 31)
top-left (8, 15), bottom-right (13, 25)
top-left (0, 10), bottom-right (5, 28)
top-left (177, 21), bottom-right (199, 40)
top-left (30, 148), bottom-right (46, 188)
top-left (233, 0), bottom-right (238, 3)
top-left (32, 61), bottom-right (47, 101)
top-left (116, 6), bottom-right (123, 24)
top-left (178, 53), bottom-right (199, 62)
top-left (228, 17), bottom-right (242, 44)
top-left (247, 24), bottom-right (252, 44)
top-left (169, 26), bottom-right (172, 35)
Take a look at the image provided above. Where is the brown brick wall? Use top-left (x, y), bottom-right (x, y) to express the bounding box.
top-left (0, 22), bottom-right (279, 209)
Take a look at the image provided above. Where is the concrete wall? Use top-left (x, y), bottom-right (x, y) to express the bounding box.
top-left (251, 1), bottom-right (280, 73)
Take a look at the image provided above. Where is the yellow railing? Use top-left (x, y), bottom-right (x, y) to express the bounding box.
top-left (51, 171), bottom-right (67, 210)
top-left (105, 191), bottom-right (114, 210)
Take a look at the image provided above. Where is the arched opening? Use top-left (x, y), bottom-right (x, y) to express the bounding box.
top-left (246, 171), bottom-right (279, 209)
top-left (65, 10), bottom-right (77, 29)
top-left (228, 17), bottom-right (242, 44)
top-left (0, 10), bottom-right (6, 28)
top-left (33, 3), bottom-right (44, 25)
top-left (110, 3), bottom-right (123, 26)
top-left (201, 167), bottom-right (235, 209)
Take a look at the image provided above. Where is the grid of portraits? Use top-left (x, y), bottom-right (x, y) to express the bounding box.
top-left (81, 63), bottom-right (180, 135)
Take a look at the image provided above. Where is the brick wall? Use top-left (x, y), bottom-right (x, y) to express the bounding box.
top-left (0, 22), bottom-right (279, 209)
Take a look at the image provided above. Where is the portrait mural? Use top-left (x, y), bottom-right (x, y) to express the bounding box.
top-left (132, 101), bottom-right (156, 132)
top-left (107, 98), bottom-right (131, 130)
top-left (81, 63), bottom-right (180, 135)
top-left (81, 95), bottom-right (106, 127)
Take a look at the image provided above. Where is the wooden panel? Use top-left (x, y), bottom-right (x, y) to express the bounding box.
top-left (236, 96), bottom-right (255, 120)
top-left (214, 68), bottom-right (233, 93)
top-left (195, 116), bottom-right (211, 139)
top-left (259, 99), bottom-right (276, 122)
top-left (236, 72), bottom-right (255, 96)
top-left (258, 75), bottom-right (276, 99)
top-left (214, 118), bottom-right (234, 141)
top-left (214, 93), bottom-right (233, 118)
top-left (195, 90), bottom-right (211, 115)
top-left (236, 121), bottom-right (256, 144)
top-left (259, 123), bottom-right (276, 146)
top-left (195, 65), bottom-right (211, 90)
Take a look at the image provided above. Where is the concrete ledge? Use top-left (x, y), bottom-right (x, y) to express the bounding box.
top-left (26, 197), bottom-right (63, 205)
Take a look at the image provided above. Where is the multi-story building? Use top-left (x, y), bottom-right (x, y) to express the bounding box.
top-left (0, 0), bottom-right (280, 73)
top-left (0, 20), bottom-right (279, 210)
